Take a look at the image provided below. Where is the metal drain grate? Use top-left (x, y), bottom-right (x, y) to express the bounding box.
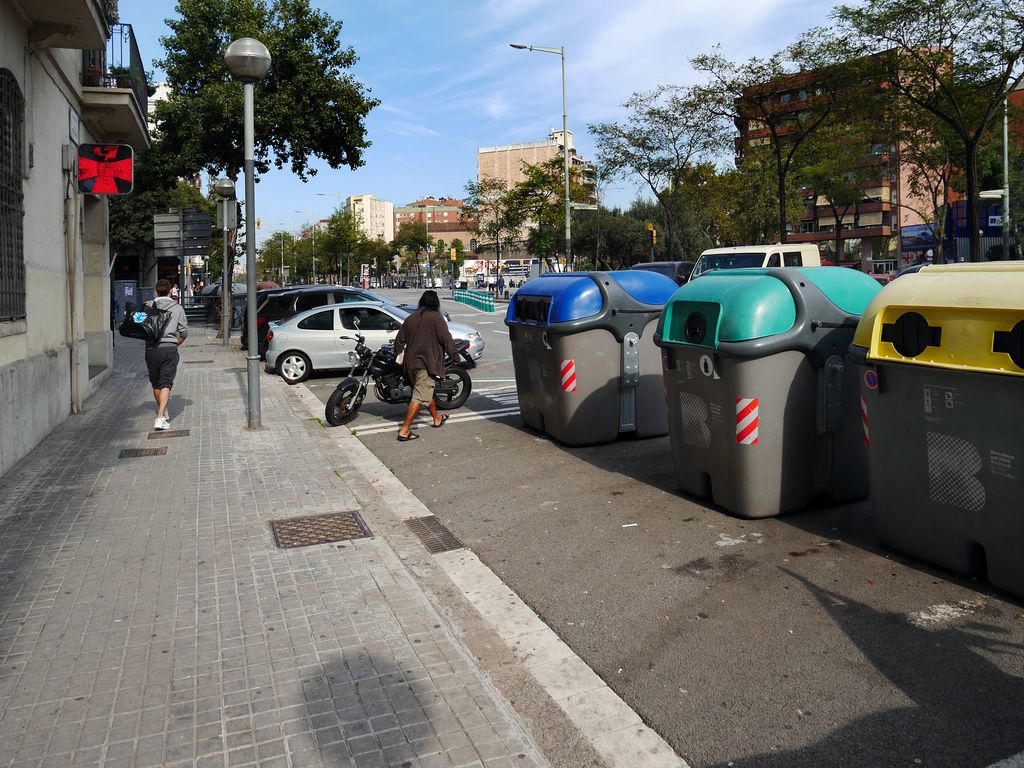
top-left (119, 447), bottom-right (168, 458)
top-left (148, 429), bottom-right (191, 439)
top-left (186, 360), bottom-right (214, 364)
top-left (269, 511), bottom-right (371, 549)
top-left (405, 516), bottom-right (464, 554)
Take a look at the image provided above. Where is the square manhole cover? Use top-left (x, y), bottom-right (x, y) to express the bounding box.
top-left (119, 447), bottom-right (168, 458)
top-left (405, 516), bottom-right (463, 554)
top-left (269, 511), bottom-right (371, 549)
top-left (148, 429), bottom-right (190, 439)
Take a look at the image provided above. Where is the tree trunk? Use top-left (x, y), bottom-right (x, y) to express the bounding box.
top-left (964, 141), bottom-right (982, 262)
top-left (777, 153), bottom-right (789, 244)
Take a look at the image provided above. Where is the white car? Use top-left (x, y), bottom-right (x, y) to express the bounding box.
top-left (265, 301), bottom-right (485, 384)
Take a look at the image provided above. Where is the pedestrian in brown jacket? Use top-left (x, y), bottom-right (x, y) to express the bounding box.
top-left (394, 290), bottom-right (459, 441)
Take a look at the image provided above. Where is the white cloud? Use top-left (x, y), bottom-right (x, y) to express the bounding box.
top-left (386, 121), bottom-right (441, 138)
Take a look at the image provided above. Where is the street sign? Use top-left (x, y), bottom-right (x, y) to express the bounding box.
top-left (77, 144), bottom-right (133, 195)
top-left (570, 202), bottom-right (598, 211)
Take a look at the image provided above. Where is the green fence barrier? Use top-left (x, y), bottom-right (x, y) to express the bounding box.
top-left (453, 289), bottom-right (495, 312)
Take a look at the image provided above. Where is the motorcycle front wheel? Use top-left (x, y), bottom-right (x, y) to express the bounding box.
top-left (434, 367), bottom-right (471, 410)
top-left (325, 380), bottom-right (362, 426)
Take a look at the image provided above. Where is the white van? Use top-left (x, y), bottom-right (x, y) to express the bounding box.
top-left (691, 244), bottom-right (821, 279)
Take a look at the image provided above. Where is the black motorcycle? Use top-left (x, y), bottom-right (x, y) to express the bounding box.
top-left (324, 332), bottom-right (475, 427)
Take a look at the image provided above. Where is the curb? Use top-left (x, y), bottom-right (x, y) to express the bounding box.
top-left (292, 383), bottom-right (689, 768)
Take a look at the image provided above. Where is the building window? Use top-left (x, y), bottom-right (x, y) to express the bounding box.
top-left (0, 69), bottom-right (26, 322)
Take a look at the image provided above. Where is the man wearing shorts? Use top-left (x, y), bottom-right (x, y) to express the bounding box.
top-left (394, 290), bottom-right (459, 442)
top-left (145, 279), bottom-right (188, 431)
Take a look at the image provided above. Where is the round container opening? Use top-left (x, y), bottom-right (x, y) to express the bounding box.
top-left (684, 312), bottom-right (707, 344)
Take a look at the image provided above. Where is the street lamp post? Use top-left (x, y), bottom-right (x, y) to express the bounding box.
top-left (510, 43), bottom-right (571, 270)
top-left (225, 36), bottom-right (271, 430)
top-left (295, 210), bottom-right (318, 283)
top-left (213, 177), bottom-right (236, 346)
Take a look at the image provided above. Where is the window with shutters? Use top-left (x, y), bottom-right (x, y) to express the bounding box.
top-left (0, 69), bottom-right (26, 323)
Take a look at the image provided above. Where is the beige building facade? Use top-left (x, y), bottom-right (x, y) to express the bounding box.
top-left (477, 129), bottom-right (586, 186)
top-left (0, 0), bottom-right (150, 475)
top-left (346, 194), bottom-right (394, 242)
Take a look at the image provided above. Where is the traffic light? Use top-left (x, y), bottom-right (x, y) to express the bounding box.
top-left (645, 222), bottom-right (656, 246)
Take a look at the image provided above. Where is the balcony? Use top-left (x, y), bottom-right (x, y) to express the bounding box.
top-left (25, 0), bottom-right (107, 50)
top-left (80, 24), bottom-right (150, 150)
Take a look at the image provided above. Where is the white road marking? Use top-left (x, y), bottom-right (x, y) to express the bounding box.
top-left (352, 407), bottom-right (521, 436)
top-left (988, 751), bottom-right (1024, 767)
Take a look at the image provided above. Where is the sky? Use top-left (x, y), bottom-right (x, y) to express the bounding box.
top-left (118, 0), bottom-right (839, 245)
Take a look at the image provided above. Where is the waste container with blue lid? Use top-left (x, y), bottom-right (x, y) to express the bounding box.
top-left (849, 262), bottom-right (1024, 597)
top-left (505, 270), bottom-right (678, 446)
top-left (655, 266), bottom-right (880, 518)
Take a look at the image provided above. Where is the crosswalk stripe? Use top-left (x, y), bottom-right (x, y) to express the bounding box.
top-left (352, 407), bottom-right (521, 436)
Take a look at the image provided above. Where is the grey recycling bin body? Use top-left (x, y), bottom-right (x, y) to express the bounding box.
top-left (505, 270), bottom-right (678, 446)
top-left (654, 267), bottom-right (880, 518)
top-left (849, 263), bottom-right (1024, 597)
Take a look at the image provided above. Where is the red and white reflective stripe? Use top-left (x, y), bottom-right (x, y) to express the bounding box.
top-left (861, 395), bottom-right (870, 447)
top-left (560, 359), bottom-right (577, 392)
top-left (735, 398), bottom-right (759, 445)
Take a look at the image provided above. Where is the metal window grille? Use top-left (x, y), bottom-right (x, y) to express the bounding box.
top-left (0, 69), bottom-right (26, 322)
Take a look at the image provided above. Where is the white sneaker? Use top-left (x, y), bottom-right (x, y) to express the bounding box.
top-left (154, 417), bottom-right (170, 431)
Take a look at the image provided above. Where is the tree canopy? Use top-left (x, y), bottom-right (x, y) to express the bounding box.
top-left (154, 0), bottom-right (378, 181)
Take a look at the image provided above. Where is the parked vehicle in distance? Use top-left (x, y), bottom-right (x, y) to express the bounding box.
top-left (243, 285), bottom-right (449, 357)
top-left (629, 261), bottom-right (695, 286)
top-left (690, 244), bottom-right (822, 279)
top-left (265, 301), bottom-right (485, 384)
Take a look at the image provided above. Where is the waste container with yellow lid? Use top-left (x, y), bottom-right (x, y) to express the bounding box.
top-left (849, 262), bottom-right (1024, 596)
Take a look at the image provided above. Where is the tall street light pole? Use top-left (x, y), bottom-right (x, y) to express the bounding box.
top-left (225, 37), bottom-right (271, 430)
top-left (295, 210), bottom-right (317, 283)
top-left (510, 43), bottom-right (571, 270)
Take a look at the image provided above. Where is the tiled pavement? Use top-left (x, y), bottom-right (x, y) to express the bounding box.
top-left (0, 327), bottom-right (549, 768)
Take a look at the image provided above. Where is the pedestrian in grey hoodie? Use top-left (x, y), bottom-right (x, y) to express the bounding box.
top-left (145, 279), bottom-right (188, 431)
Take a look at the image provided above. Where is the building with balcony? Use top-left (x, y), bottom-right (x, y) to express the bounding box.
top-left (0, 0), bottom-right (150, 475)
top-left (734, 65), bottom-right (931, 274)
top-left (345, 194), bottom-right (394, 243)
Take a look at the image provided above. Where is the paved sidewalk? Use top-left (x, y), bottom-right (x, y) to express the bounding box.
top-left (0, 326), bottom-right (549, 768)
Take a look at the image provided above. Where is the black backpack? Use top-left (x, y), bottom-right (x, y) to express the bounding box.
top-left (119, 302), bottom-right (173, 344)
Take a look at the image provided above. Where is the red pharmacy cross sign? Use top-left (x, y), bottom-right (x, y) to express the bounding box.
top-left (78, 144), bottom-right (134, 195)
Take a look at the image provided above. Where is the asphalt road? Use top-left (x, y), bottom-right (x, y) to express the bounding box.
top-left (298, 288), bottom-right (1024, 768)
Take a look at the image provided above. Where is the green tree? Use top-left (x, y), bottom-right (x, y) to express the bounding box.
top-left (692, 45), bottom-right (847, 243)
top-left (392, 222), bottom-right (433, 287)
top-left (319, 208), bottom-right (363, 283)
top-left (506, 157), bottom-right (592, 269)
top-left (154, 0), bottom-right (378, 182)
top-left (825, 0), bottom-right (1024, 260)
top-left (590, 85), bottom-right (729, 258)
top-left (463, 177), bottom-right (522, 280)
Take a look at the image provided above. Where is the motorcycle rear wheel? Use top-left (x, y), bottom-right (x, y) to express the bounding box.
top-left (434, 367), bottom-right (471, 410)
top-left (325, 382), bottom-right (362, 426)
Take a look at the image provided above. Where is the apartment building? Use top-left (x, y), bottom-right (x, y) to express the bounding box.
top-left (345, 194), bottom-right (394, 242)
top-left (393, 198), bottom-right (478, 255)
top-left (734, 67), bottom-right (931, 273)
top-left (0, 0), bottom-right (151, 474)
top-left (477, 129), bottom-right (589, 187)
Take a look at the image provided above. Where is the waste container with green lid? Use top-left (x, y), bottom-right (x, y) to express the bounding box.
top-left (505, 270), bottom-right (678, 446)
top-left (655, 266), bottom-right (881, 518)
top-left (849, 262), bottom-right (1024, 596)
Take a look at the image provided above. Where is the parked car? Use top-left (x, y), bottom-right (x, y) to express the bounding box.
top-left (243, 285), bottom-right (449, 358)
top-left (629, 260), bottom-right (695, 285)
top-left (265, 301), bottom-right (485, 384)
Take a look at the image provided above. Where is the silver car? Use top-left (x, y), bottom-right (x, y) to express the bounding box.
top-left (265, 300), bottom-right (485, 384)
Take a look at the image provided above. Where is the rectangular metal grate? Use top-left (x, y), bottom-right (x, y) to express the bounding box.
top-left (119, 447), bottom-right (168, 458)
top-left (269, 511), bottom-right (371, 549)
top-left (405, 516), bottom-right (464, 554)
top-left (185, 360), bottom-right (214, 364)
top-left (147, 429), bottom-right (191, 439)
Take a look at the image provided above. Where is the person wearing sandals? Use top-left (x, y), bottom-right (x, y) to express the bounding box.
top-left (394, 290), bottom-right (459, 441)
